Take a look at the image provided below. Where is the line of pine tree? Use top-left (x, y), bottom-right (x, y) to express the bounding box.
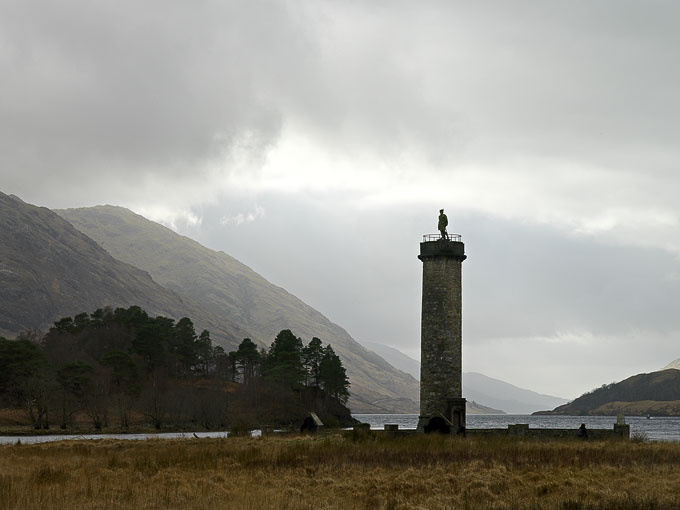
top-left (228, 331), bottom-right (350, 403)
top-left (0, 306), bottom-right (350, 430)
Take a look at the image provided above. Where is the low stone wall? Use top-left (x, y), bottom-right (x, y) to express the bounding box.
top-left (372, 423), bottom-right (630, 440)
top-left (467, 423), bottom-right (629, 440)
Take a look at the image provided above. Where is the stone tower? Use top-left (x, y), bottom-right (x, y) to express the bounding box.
top-left (417, 233), bottom-right (467, 433)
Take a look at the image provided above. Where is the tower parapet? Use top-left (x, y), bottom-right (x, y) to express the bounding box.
top-left (417, 234), bottom-right (466, 433)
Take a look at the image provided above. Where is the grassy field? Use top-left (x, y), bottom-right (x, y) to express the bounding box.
top-left (2, 433), bottom-right (680, 509)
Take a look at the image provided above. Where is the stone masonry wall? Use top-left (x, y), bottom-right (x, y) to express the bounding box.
top-left (419, 241), bottom-right (465, 419)
top-left (371, 424), bottom-right (630, 440)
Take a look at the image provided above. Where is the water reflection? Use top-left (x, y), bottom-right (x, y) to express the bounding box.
top-left (0, 430), bottom-right (265, 445)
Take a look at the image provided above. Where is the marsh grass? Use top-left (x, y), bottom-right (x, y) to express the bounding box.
top-left (2, 434), bottom-right (680, 509)
top-left (631, 429), bottom-right (650, 443)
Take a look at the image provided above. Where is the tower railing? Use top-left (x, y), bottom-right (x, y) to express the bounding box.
top-left (422, 233), bottom-right (462, 242)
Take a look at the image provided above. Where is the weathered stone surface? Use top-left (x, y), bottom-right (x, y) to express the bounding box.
top-left (417, 239), bottom-right (466, 432)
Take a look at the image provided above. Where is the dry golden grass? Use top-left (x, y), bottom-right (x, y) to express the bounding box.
top-left (2, 434), bottom-right (680, 509)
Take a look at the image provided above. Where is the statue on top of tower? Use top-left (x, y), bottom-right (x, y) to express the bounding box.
top-left (438, 209), bottom-right (449, 240)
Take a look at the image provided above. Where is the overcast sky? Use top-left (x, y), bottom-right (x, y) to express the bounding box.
top-left (2, 1), bottom-right (679, 398)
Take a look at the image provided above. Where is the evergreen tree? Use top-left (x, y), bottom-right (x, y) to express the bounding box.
top-left (73, 312), bottom-right (91, 332)
top-left (132, 317), bottom-right (173, 373)
top-left (0, 339), bottom-right (55, 428)
top-left (113, 305), bottom-right (149, 330)
top-left (318, 344), bottom-right (350, 403)
top-left (172, 317), bottom-right (198, 376)
top-left (263, 330), bottom-right (305, 389)
top-left (227, 351), bottom-right (239, 382)
top-left (234, 338), bottom-right (261, 384)
top-left (1, 306), bottom-right (354, 430)
top-left (212, 345), bottom-right (230, 379)
top-left (100, 350), bottom-right (140, 428)
top-left (302, 337), bottom-right (324, 387)
top-left (195, 330), bottom-right (214, 376)
top-left (56, 361), bottom-right (94, 428)
top-left (53, 316), bottom-right (74, 333)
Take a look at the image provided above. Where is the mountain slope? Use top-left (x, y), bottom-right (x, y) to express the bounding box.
top-left (463, 372), bottom-right (569, 414)
top-left (0, 192), bottom-right (245, 344)
top-left (663, 359), bottom-right (680, 370)
top-left (467, 401), bottom-right (505, 415)
top-left (363, 341), bottom-right (421, 381)
top-left (535, 369), bottom-right (680, 416)
top-left (57, 205), bottom-right (420, 413)
top-left (360, 341), bottom-right (567, 414)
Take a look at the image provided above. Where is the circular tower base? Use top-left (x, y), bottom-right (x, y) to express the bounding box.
top-left (417, 397), bottom-right (467, 434)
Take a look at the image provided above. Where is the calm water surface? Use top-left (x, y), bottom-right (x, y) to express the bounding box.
top-left (0, 430), bottom-right (242, 445)
top-left (353, 414), bottom-right (680, 441)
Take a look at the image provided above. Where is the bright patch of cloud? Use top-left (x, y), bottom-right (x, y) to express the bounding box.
top-left (137, 205), bottom-right (203, 231)
top-left (220, 205), bottom-right (265, 226)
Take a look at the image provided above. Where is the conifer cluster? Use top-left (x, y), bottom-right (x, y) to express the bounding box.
top-left (0, 306), bottom-right (351, 430)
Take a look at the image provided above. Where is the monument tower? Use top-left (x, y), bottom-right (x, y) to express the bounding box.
top-left (417, 209), bottom-right (467, 433)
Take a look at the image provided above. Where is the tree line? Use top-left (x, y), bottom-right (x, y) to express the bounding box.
top-left (0, 306), bottom-right (350, 430)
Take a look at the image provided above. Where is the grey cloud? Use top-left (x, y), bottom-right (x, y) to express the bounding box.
top-left (2, 1), bottom-right (680, 396)
top-left (170, 193), bottom-right (680, 397)
top-left (180, 194), bottom-right (680, 353)
top-left (463, 216), bottom-right (680, 340)
top-left (122, 191), bottom-right (680, 397)
top-left (0, 0), bottom-right (301, 187)
top-left (3, 0), bottom-right (680, 200)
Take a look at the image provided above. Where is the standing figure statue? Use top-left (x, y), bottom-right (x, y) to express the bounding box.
top-left (438, 209), bottom-right (449, 240)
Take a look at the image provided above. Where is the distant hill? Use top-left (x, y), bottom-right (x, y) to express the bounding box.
top-left (362, 341), bottom-right (567, 414)
top-left (0, 192), bottom-right (244, 344)
top-left (535, 369), bottom-right (680, 416)
top-left (463, 372), bottom-right (569, 414)
top-left (363, 341), bottom-right (421, 380)
top-left (57, 205), bottom-right (420, 413)
top-left (467, 401), bottom-right (504, 415)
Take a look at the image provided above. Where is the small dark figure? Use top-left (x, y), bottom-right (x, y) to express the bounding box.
top-left (438, 209), bottom-right (449, 240)
top-left (577, 423), bottom-right (588, 439)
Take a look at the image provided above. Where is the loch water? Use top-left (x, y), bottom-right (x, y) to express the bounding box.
top-left (353, 414), bottom-right (680, 441)
top-left (0, 431), bottom-right (232, 445)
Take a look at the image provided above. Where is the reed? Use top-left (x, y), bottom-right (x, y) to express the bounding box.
top-left (2, 434), bottom-right (680, 509)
